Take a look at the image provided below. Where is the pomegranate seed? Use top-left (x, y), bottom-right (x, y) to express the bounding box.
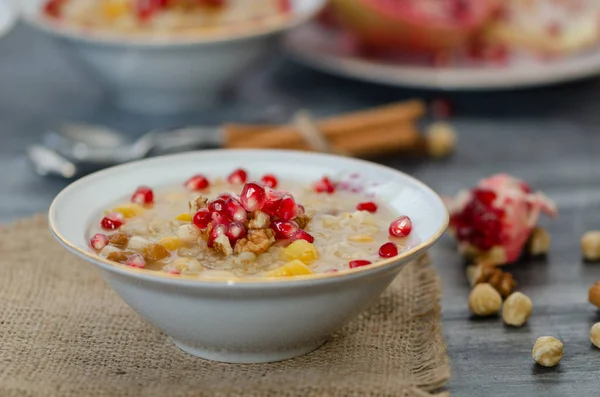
top-left (208, 198), bottom-right (226, 215)
top-left (379, 242), bottom-right (398, 258)
top-left (472, 189), bottom-right (496, 206)
top-left (131, 186), bottom-right (154, 205)
top-left (227, 168), bottom-right (248, 185)
top-left (211, 212), bottom-right (229, 225)
top-left (126, 253), bottom-right (146, 268)
top-left (101, 212), bottom-right (124, 230)
top-left (270, 220), bottom-right (299, 240)
top-left (193, 208), bottom-right (212, 229)
top-left (226, 222), bottom-right (247, 245)
top-left (90, 233), bottom-right (109, 250)
top-left (166, 268), bottom-right (181, 275)
top-left (349, 260), bottom-right (372, 269)
top-left (262, 189), bottom-right (283, 216)
top-left (276, 195), bottom-right (299, 221)
top-left (313, 176), bottom-right (336, 194)
top-left (185, 174), bottom-right (210, 191)
top-left (356, 201), bottom-right (378, 213)
top-left (208, 224), bottom-right (228, 248)
top-left (298, 204), bottom-right (306, 215)
top-left (240, 182), bottom-right (266, 212)
top-left (290, 229), bottom-right (315, 243)
top-left (218, 193), bottom-right (233, 200)
top-left (389, 216), bottom-right (412, 238)
top-left (225, 197), bottom-right (247, 223)
top-left (44, 0), bottom-right (65, 17)
top-left (260, 174), bottom-right (278, 188)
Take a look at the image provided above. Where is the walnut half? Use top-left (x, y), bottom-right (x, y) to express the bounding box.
top-left (234, 228), bottom-right (275, 255)
top-left (189, 196), bottom-right (208, 217)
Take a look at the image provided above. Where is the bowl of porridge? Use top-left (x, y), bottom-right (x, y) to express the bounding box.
top-left (15, 0), bottom-right (325, 114)
top-left (49, 150), bottom-right (448, 363)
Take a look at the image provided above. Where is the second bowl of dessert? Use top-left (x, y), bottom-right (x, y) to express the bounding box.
top-left (49, 149), bottom-right (448, 363)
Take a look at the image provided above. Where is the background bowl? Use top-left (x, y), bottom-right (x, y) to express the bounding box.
top-left (49, 150), bottom-right (448, 363)
top-left (16, 0), bottom-right (325, 114)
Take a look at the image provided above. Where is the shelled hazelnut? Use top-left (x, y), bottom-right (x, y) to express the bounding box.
top-left (468, 283), bottom-right (502, 316)
top-left (502, 292), bottom-right (533, 327)
top-left (425, 122), bottom-right (456, 158)
top-left (591, 323), bottom-right (600, 349)
top-left (532, 336), bottom-right (563, 367)
top-left (589, 282), bottom-right (600, 309)
top-left (466, 261), bottom-right (516, 298)
top-left (581, 231), bottom-right (600, 261)
top-left (527, 227), bottom-right (551, 256)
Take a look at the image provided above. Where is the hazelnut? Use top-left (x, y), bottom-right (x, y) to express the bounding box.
top-left (589, 282), bottom-right (600, 309)
top-left (469, 261), bottom-right (516, 298)
top-left (581, 231), bottom-right (600, 261)
top-left (527, 227), bottom-right (551, 256)
top-left (532, 336), bottom-right (563, 367)
top-left (502, 292), bottom-right (533, 327)
top-left (465, 264), bottom-right (478, 287)
top-left (468, 283), bottom-right (502, 316)
top-left (425, 122), bottom-right (456, 158)
top-left (590, 323), bottom-right (600, 349)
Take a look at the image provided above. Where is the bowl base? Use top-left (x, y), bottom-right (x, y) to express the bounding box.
top-left (172, 337), bottom-right (329, 363)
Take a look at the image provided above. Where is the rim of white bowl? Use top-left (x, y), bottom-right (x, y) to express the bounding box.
top-left (48, 149), bottom-right (449, 287)
top-left (20, 0), bottom-right (326, 48)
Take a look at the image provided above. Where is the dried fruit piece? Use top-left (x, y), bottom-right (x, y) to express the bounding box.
top-left (581, 231), bottom-right (600, 261)
top-left (389, 215), bottom-right (412, 238)
top-left (260, 174), bottom-right (278, 188)
top-left (125, 253), bottom-right (146, 268)
top-left (90, 234), bottom-right (109, 251)
top-left (313, 176), bottom-right (336, 194)
top-left (589, 282), bottom-right (600, 309)
top-left (348, 234), bottom-right (374, 243)
top-left (140, 244), bottom-right (171, 262)
top-left (591, 323), bottom-right (600, 349)
top-left (109, 232), bottom-right (130, 249)
top-left (159, 236), bottom-right (183, 251)
top-left (282, 239), bottom-right (319, 264)
top-left (131, 186), bottom-right (154, 206)
top-left (240, 182), bottom-right (266, 212)
top-left (502, 292), bottom-right (533, 327)
top-left (270, 220), bottom-right (299, 240)
top-left (193, 208), bottom-right (212, 230)
top-left (379, 242), bottom-right (399, 258)
top-left (468, 283), bottom-right (502, 316)
top-left (185, 174), bottom-right (210, 191)
top-left (227, 168), bottom-right (248, 184)
top-left (266, 260), bottom-right (313, 277)
top-left (107, 251), bottom-right (133, 264)
top-left (349, 260), bottom-right (372, 269)
top-left (532, 336), bottom-right (563, 367)
top-left (176, 213), bottom-right (192, 222)
top-left (101, 212), bottom-right (125, 230)
top-left (356, 201), bottom-right (378, 213)
top-left (113, 204), bottom-right (145, 219)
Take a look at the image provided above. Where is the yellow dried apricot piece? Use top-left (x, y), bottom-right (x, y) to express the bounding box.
top-left (159, 236), bottom-right (183, 251)
top-left (176, 213), bottom-right (192, 222)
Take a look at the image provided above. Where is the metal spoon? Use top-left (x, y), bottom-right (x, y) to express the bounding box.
top-left (27, 145), bottom-right (78, 178)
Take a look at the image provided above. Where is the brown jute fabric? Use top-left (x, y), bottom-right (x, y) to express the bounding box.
top-left (0, 215), bottom-right (450, 397)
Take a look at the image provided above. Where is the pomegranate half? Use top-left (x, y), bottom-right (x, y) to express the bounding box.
top-left (329, 0), bottom-right (500, 53)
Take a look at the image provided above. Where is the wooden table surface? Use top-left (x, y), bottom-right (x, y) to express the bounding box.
top-left (2, 24), bottom-right (600, 396)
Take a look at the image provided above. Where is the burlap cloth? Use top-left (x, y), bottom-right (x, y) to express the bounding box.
top-left (0, 215), bottom-right (450, 397)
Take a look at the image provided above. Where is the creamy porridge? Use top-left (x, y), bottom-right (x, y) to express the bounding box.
top-left (88, 169), bottom-right (414, 278)
top-left (42, 0), bottom-right (291, 37)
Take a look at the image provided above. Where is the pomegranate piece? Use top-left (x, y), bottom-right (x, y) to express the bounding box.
top-left (208, 224), bottom-right (228, 248)
top-left (44, 0), bottom-right (66, 17)
top-left (125, 253), bottom-right (146, 268)
top-left (260, 174), bottom-right (279, 188)
top-left (136, 0), bottom-right (169, 20)
top-left (131, 186), bottom-right (154, 206)
top-left (101, 212), bottom-right (125, 230)
top-left (378, 242), bottom-right (398, 258)
top-left (90, 233), bottom-right (110, 251)
top-left (356, 201), bottom-right (378, 213)
top-left (270, 220), bottom-right (300, 240)
top-left (193, 208), bottom-right (212, 229)
top-left (290, 229), bottom-right (315, 244)
top-left (389, 215), bottom-right (412, 238)
top-left (226, 222), bottom-right (247, 245)
top-left (447, 173), bottom-right (557, 264)
top-left (349, 260), bottom-right (372, 269)
top-left (227, 168), bottom-right (248, 185)
top-left (185, 174), bottom-right (210, 191)
top-left (211, 212), bottom-right (229, 226)
top-left (225, 197), bottom-right (248, 223)
top-left (313, 176), bottom-right (336, 194)
top-left (262, 189), bottom-right (283, 216)
top-left (208, 198), bottom-right (226, 215)
top-left (276, 195), bottom-right (299, 221)
top-left (240, 182), bottom-right (266, 212)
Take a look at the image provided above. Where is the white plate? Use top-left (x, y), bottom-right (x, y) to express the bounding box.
top-left (284, 23), bottom-right (600, 91)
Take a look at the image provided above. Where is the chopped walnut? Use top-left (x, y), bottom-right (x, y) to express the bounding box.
top-left (471, 261), bottom-right (516, 298)
top-left (248, 211), bottom-right (270, 229)
top-left (189, 195), bottom-right (208, 216)
top-left (294, 213), bottom-right (311, 229)
top-left (234, 228), bottom-right (275, 255)
top-left (213, 235), bottom-right (233, 257)
top-left (109, 232), bottom-right (129, 249)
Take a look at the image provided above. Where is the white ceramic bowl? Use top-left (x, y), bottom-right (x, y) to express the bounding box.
top-left (15, 0), bottom-right (325, 114)
top-left (49, 150), bottom-right (448, 363)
